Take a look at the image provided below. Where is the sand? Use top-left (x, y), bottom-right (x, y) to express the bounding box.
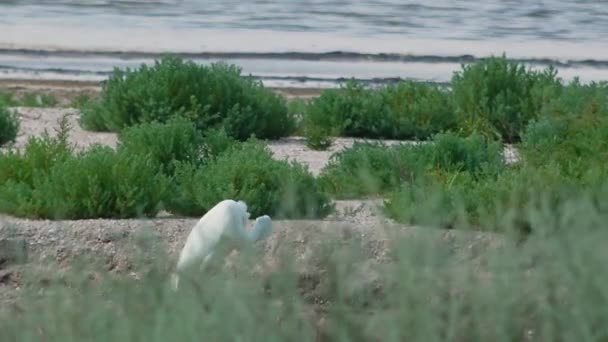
top-left (5, 107), bottom-right (520, 174)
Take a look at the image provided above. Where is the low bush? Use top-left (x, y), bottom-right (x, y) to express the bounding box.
top-left (520, 80), bottom-right (608, 177)
top-left (0, 118), bottom-right (71, 187)
top-left (428, 132), bottom-right (505, 177)
top-left (0, 103), bottom-right (20, 145)
top-left (0, 91), bottom-right (15, 106)
top-left (303, 80), bottom-right (455, 144)
top-left (386, 81), bottom-right (608, 229)
top-left (21, 92), bottom-right (58, 107)
top-left (80, 56), bottom-right (295, 140)
top-left (304, 124), bottom-right (334, 150)
top-left (384, 163), bottom-right (607, 232)
top-left (318, 132), bottom-right (505, 198)
top-left (381, 81), bottom-right (456, 138)
top-left (199, 126), bottom-right (238, 161)
top-left (31, 146), bottom-right (169, 219)
top-left (69, 93), bottom-right (93, 109)
top-left (1, 115), bottom-right (329, 219)
top-left (0, 119), bottom-right (168, 219)
top-left (539, 78), bottom-right (608, 117)
top-left (118, 117), bottom-right (204, 175)
top-left (0, 91), bottom-right (58, 108)
top-left (451, 55), bottom-right (560, 142)
top-left (317, 142), bottom-right (417, 198)
top-left (168, 140), bottom-right (332, 218)
top-left (286, 97), bottom-right (308, 133)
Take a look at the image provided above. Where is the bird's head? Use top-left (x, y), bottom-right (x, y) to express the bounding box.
top-left (254, 215), bottom-right (273, 241)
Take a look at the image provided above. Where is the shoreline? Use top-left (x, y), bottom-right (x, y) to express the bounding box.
top-left (0, 78), bottom-right (325, 101)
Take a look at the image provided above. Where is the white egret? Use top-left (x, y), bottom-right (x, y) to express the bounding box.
top-left (171, 199), bottom-right (273, 290)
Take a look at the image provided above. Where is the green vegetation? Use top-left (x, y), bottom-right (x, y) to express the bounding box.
top-left (304, 123), bottom-right (334, 150)
top-left (0, 118), bottom-right (169, 219)
top-left (303, 81), bottom-right (455, 145)
top-left (286, 97), bottom-right (308, 131)
top-left (168, 140), bottom-right (332, 218)
top-left (0, 116), bottom-right (329, 220)
top-left (21, 92), bottom-right (59, 107)
top-left (116, 118), bottom-right (330, 218)
top-left (520, 79), bottom-right (608, 174)
top-left (383, 80), bottom-right (608, 231)
top-left (27, 145), bottom-right (169, 219)
top-left (0, 102), bottom-right (20, 145)
top-left (0, 91), bottom-right (58, 108)
top-left (301, 55), bottom-right (563, 146)
top-left (318, 142), bottom-right (415, 198)
top-left (118, 117), bottom-right (205, 175)
top-left (2, 197), bottom-right (608, 341)
top-left (69, 93), bottom-right (93, 109)
top-left (198, 127), bottom-right (239, 160)
top-left (293, 57), bottom-right (607, 234)
top-left (0, 91), bottom-right (14, 106)
top-left (80, 56), bottom-right (295, 140)
top-left (1, 55), bottom-right (604, 228)
top-left (318, 132), bottom-right (504, 199)
top-left (301, 69), bottom-right (606, 234)
top-left (451, 54), bottom-right (560, 142)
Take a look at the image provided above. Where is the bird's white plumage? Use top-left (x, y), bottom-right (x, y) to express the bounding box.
top-left (171, 199), bottom-right (273, 290)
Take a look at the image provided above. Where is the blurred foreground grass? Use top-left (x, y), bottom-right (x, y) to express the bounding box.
top-left (1, 193), bottom-right (607, 341)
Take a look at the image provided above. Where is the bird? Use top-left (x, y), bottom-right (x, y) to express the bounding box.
top-left (171, 199), bottom-right (273, 290)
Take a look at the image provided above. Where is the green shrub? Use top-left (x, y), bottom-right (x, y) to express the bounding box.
top-left (31, 146), bottom-right (169, 219)
top-left (0, 103), bottom-right (20, 145)
top-left (287, 97), bottom-right (308, 133)
top-left (318, 142), bottom-right (417, 198)
top-left (305, 81), bottom-right (383, 139)
top-left (451, 55), bottom-right (560, 142)
top-left (199, 126), bottom-right (238, 161)
top-left (0, 120), bottom-right (168, 219)
top-left (384, 163), bottom-right (608, 231)
top-left (383, 175), bottom-right (468, 228)
top-left (428, 132), bottom-right (505, 178)
top-left (117, 119), bottom-right (237, 173)
top-left (539, 78), bottom-right (608, 117)
top-left (168, 140), bottom-right (332, 218)
top-left (318, 132), bottom-right (505, 199)
top-left (521, 80), bottom-right (608, 177)
top-left (118, 117), bottom-right (204, 175)
top-left (0, 118), bottom-right (71, 186)
top-left (0, 125), bottom-right (73, 217)
top-left (21, 92), bottom-right (58, 107)
top-left (304, 124), bottom-right (333, 150)
top-left (0, 91), bottom-right (15, 106)
top-left (300, 93), bottom-right (335, 150)
top-left (386, 81), bottom-right (608, 228)
top-left (303, 80), bottom-right (454, 143)
top-left (381, 81), bottom-right (456, 138)
top-left (0, 91), bottom-right (58, 107)
top-left (69, 93), bottom-right (93, 109)
top-left (521, 116), bottom-right (608, 177)
top-left (80, 56), bottom-right (294, 140)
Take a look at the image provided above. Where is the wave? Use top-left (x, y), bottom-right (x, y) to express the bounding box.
top-left (3, 48), bottom-right (608, 69)
top-left (0, 63), bottom-right (451, 89)
top-left (3, 45), bottom-right (608, 88)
